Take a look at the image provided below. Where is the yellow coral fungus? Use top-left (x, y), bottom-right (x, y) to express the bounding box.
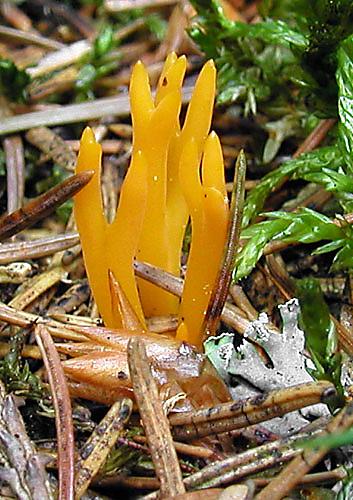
top-left (75, 128), bottom-right (148, 328)
top-left (75, 53), bottom-right (230, 348)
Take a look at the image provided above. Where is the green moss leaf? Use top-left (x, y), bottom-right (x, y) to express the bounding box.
top-left (0, 58), bottom-right (30, 102)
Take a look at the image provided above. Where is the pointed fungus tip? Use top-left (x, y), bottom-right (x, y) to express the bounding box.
top-left (81, 126), bottom-right (96, 144)
top-left (196, 59), bottom-right (216, 87)
top-left (131, 60), bottom-right (148, 81)
top-left (134, 60), bottom-right (144, 70)
top-left (206, 59), bottom-right (216, 70)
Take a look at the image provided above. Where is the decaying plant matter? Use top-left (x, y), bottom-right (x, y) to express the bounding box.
top-left (0, 1), bottom-right (353, 499)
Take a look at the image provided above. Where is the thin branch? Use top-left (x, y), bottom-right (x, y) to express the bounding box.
top-left (128, 338), bottom-right (185, 498)
top-left (203, 149), bottom-right (247, 338)
top-left (169, 382), bottom-right (336, 440)
top-left (0, 171), bottom-right (93, 242)
top-left (144, 430), bottom-right (323, 498)
top-left (256, 401), bottom-right (353, 500)
top-left (105, 0), bottom-right (177, 12)
top-left (134, 260), bottom-right (276, 335)
top-left (75, 398), bottom-right (133, 499)
top-left (0, 25), bottom-right (64, 50)
top-left (293, 118), bottom-right (337, 158)
top-left (0, 233), bottom-right (80, 265)
top-left (3, 136), bottom-right (25, 212)
top-left (34, 325), bottom-right (75, 500)
top-left (0, 88), bottom-right (193, 135)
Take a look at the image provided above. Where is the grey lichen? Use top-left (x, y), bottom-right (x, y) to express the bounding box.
top-left (205, 299), bottom-right (329, 434)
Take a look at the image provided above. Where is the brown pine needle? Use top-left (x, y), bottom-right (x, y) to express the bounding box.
top-left (134, 260), bottom-right (270, 335)
top-left (0, 25), bottom-right (64, 50)
top-left (256, 400), bottom-right (353, 500)
top-left (0, 233), bottom-right (80, 264)
top-left (109, 270), bottom-right (145, 331)
top-left (74, 398), bottom-right (133, 499)
top-left (34, 324), bottom-right (75, 500)
top-left (128, 337), bottom-right (185, 498)
top-left (0, 88), bottom-right (193, 135)
top-left (203, 149), bottom-right (247, 339)
top-left (25, 126), bottom-right (77, 171)
top-left (0, 171), bottom-right (94, 242)
top-left (293, 118), bottom-right (337, 158)
top-left (4, 135), bottom-right (25, 212)
top-left (169, 381), bottom-right (336, 440)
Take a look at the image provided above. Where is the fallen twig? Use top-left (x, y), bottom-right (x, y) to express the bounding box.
top-left (256, 400), bottom-right (353, 500)
top-left (9, 267), bottom-right (66, 311)
top-left (0, 25), bottom-right (64, 50)
top-left (34, 325), bottom-right (75, 500)
top-left (144, 429), bottom-right (323, 498)
top-left (75, 398), bottom-right (133, 499)
top-left (0, 382), bottom-right (53, 500)
top-left (134, 260), bottom-right (257, 334)
top-left (169, 381), bottom-right (336, 440)
top-left (0, 233), bottom-right (80, 265)
top-left (0, 88), bottom-right (193, 135)
top-left (105, 0), bottom-right (177, 12)
top-left (3, 135), bottom-right (25, 212)
top-left (128, 337), bottom-right (185, 498)
top-left (0, 171), bottom-right (93, 242)
top-left (25, 127), bottom-right (77, 171)
top-left (203, 149), bottom-right (247, 338)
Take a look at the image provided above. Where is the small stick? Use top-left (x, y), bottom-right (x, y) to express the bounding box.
top-left (25, 127), bottom-right (77, 171)
top-left (144, 430), bottom-right (323, 499)
top-left (114, 437), bottom-right (196, 474)
top-left (293, 118), bottom-right (337, 158)
top-left (163, 490), bottom-right (224, 500)
top-left (66, 139), bottom-right (122, 154)
top-left (0, 88), bottom-right (193, 135)
top-left (183, 429), bottom-right (322, 491)
top-left (128, 338), bottom-right (185, 498)
top-left (3, 136), bottom-right (25, 212)
top-left (0, 25), bottom-right (64, 50)
top-left (28, 21), bottom-right (143, 79)
top-left (134, 260), bottom-right (275, 335)
top-left (0, 233), bottom-right (79, 264)
top-left (256, 400), bottom-right (353, 500)
top-left (9, 267), bottom-right (65, 311)
top-left (75, 398), bottom-right (133, 499)
top-left (109, 271), bottom-right (144, 331)
top-left (252, 467), bottom-right (346, 488)
top-left (34, 325), bottom-right (74, 500)
top-left (229, 285), bottom-right (258, 321)
top-left (96, 475), bottom-right (160, 490)
top-left (203, 150), bottom-right (247, 338)
top-left (0, 1), bottom-right (33, 31)
top-left (133, 435), bottom-right (215, 460)
top-left (0, 171), bottom-right (93, 242)
top-left (169, 382), bottom-right (336, 440)
top-left (105, 0), bottom-right (177, 12)
top-left (0, 301), bottom-right (88, 342)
